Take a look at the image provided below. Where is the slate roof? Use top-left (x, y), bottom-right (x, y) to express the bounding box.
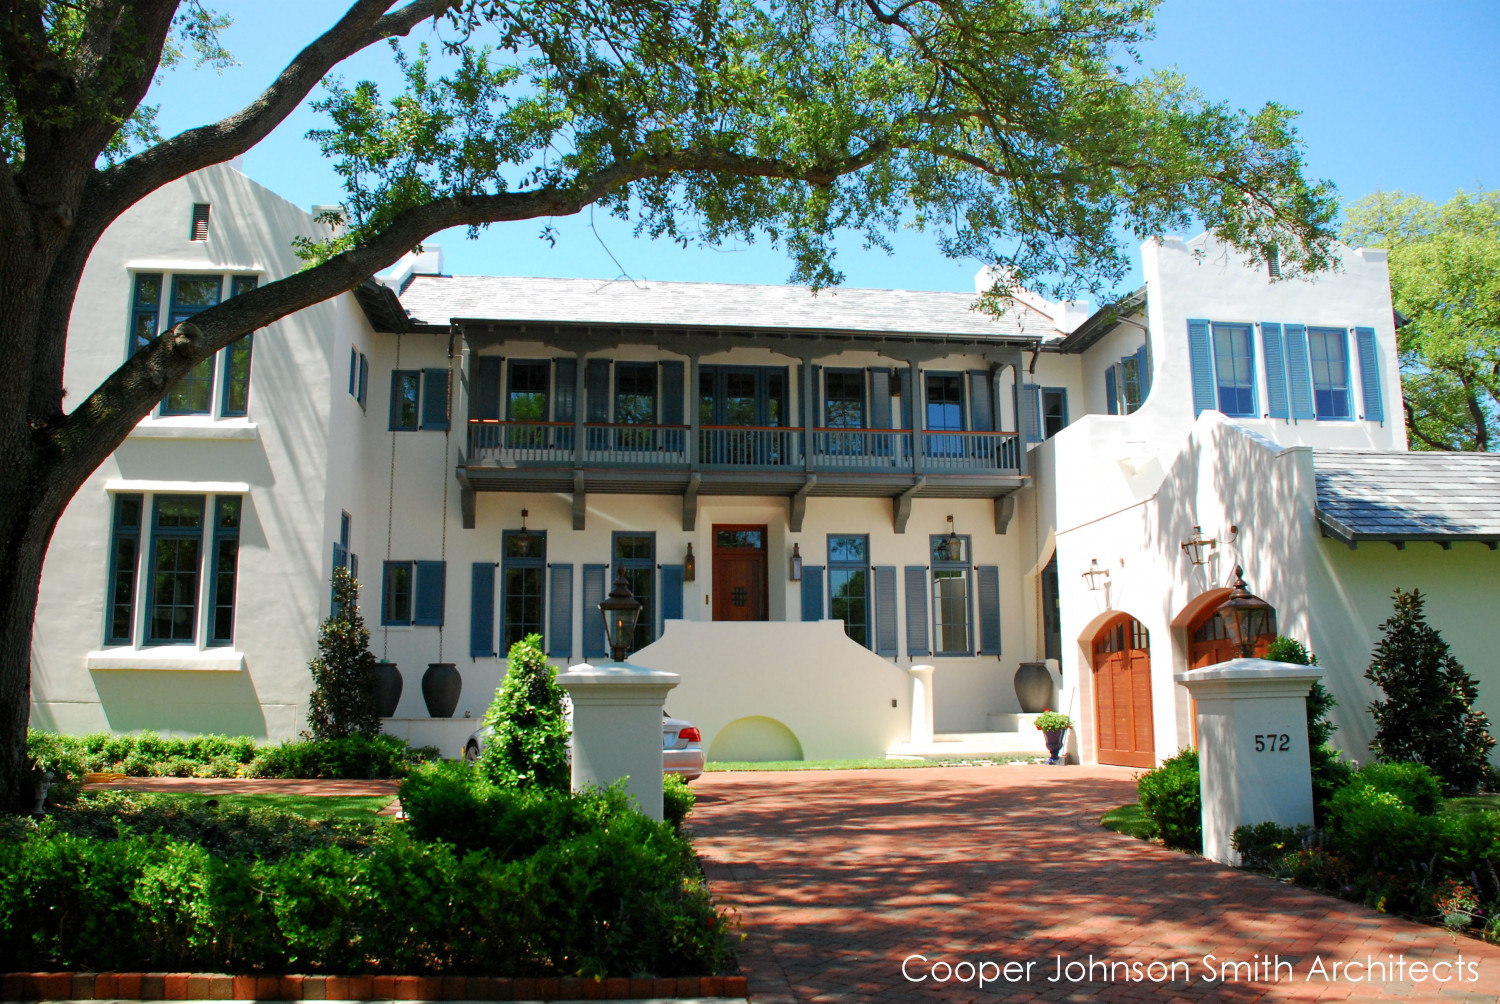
top-left (1313, 450), bottom-right (1500, 546)
top-left (393, 274), bottom-right (1059, 341)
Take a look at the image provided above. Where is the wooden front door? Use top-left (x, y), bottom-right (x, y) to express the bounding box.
top-left (712, 525), bottom-right (768, 621)
top-left (1092, 615), bottom-right (1155, 768)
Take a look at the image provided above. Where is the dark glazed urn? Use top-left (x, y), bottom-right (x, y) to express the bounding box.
top-left (371, 661), bottom-right (403, 718)
top-left (422, 662), bottom-right (462, 718)
top-left (1043, 728), bottom-right (1068, 765)
top-left (1014, 661), bottom-right (1055, 713)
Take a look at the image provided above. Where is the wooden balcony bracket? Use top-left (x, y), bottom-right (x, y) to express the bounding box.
top-left (682, 472), bottom-right (702, 531)
top-left (893, 477), bottom-right (926, 534)
top-left (572, 470), bottom-right (587, 530)
top-left (789, 476), bottom-right (817, 533)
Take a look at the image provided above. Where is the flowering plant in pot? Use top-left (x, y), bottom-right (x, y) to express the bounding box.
top-left (1034, 709), bottom-right (1073, 765)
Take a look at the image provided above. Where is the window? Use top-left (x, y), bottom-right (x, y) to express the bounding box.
top-left (381, 560), bottom-right (446, 626)
top-left (128, 271), bottom-right (259, 418)
top-left (508, 361), bottom-right (550, 421)
top-left (1308, 327), bottom-right (1352, 420)
top-left (1108, 345), bottom-right (1151, 416)
top-left (828, 535), bottom-right (870, 648)
top-left (190, 203), bottom-right (211, 241)
top-left (209, 498), bottom-right (241, 646)
top-left (614, 363), bottom-right (657, 450)
top-left (612, 532), bottom-right (655, 653)
top-left (930, 534), bottom-right (972, 655)
top-left (1040, 388), bottom-right (1069, 439)
top-left (824, 371), bottom-right (865, 428)
top-left (501, 530), bottom-right (546, 651)
top-left (331, 512), bottom-right (359, 612)
top-left (105, 494), bottom-right (143, 645)
top-left (1212, 322), bottom-right (1256, 417)
top-left (147, 495), bottom-right (206, 644)
top-left (349, 349), bottom-right (368, 409)
top-left (390, 370), bottom-right (420, 430)
top-left (925, 374), bottom-right (964, 431)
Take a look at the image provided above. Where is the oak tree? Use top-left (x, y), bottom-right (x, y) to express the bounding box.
top-left (0, 0), bottom-right (1338, 809)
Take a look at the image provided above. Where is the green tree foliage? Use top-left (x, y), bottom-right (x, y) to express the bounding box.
top-left (1263, 635), bottom-right (1353, 823)
top-left (306, 568), bottom-right (381, 740)
top-left (0, 0), bottom-right (1342, 810)
top-left (1342, 189), bottom-right (1500, 451)
top-left (479, 634), bottom-right (570, 792)
top-left (1365, 589), bottom-right (1495, 792)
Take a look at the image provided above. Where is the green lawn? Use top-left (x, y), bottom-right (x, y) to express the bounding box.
top-left (156, 792), bottom-right (397, 821)
top-left (1440, 793), bottom-right (1500, 816)
top-left (1099, 803), bottom-right (1154, 839)
top-left (706, 754), bottom-right (1043, 771)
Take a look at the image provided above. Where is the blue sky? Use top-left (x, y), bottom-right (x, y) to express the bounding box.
top-left (147, 1), bottom-right (1499, 301)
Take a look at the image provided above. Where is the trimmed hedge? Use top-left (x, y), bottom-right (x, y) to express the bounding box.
top-left (0, 777), bottom-right (733, 977)
top-left (1136, 748), bottom-right (1202, 852)
top-left (26, 730), bottom-right (434, 783)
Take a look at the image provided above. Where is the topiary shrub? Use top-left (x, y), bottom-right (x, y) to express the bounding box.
top-left (479, 634), bottom-right (570, 792)
top-left (1365, 588), bottom-right (1495, 793)
top-left (306, 567), bottom-right (381, 740)
top-left (1136, 747), bottom-right (1201, 852)
top-left (1263, 635), bottom-right (1353, 824)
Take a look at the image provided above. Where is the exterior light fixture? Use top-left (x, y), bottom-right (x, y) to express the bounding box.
top-left (1082, 558), bottom-right (1110, 592)
top-left (598, 571), bottom-right (643, 663)
top-left (683, 543), bottom-right (696, 582)
top-left (1216, 565), bottom-right (1272, 658)
top-left (1180, 523), bottom-right (1237, 566)
top-left (790, 543), bottom-right (803, 581)
top-left (513, 508), bottom-right (538, 557)
top-left (943, 515), bottom-right (963, 562)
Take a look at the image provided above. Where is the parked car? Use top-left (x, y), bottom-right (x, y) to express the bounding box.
top-left (464, 710), bottom-right (705, 782)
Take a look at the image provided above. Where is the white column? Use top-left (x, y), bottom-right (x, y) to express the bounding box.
top-left (558, 661), bottom-right (681, 821)
top-left (908, 663), bottom-right (936, 745)
top-left (1175, 658), bottom-right (1321, 866)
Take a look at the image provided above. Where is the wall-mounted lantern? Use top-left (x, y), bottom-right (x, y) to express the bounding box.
top-left (1180, 523), bottom-right (1237, 566)
top-left (599, 572), bottom-right (643, 663)
top-left (683, 543), bottom-right (696, 582)
top-left (790, 543), bottom-right (803, 581)
top-left (1216, 565), bottom-right (1273, 657)
top-left (1082, 558), bottom-right (1110, 592)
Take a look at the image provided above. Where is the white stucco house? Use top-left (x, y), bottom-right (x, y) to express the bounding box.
top-left (28, 163), bottom-right (1500, 767)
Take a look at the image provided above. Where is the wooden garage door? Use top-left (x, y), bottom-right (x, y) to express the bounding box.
top-left (1093, 615), bottom-right (1154, 768)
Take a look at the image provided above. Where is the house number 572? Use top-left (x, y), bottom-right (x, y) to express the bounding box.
top-left (1253, 734), bottom-right (1290, 752)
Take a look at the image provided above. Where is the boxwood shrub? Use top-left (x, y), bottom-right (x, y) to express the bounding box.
top-left (1136, 748), bottom-right (1202, 852)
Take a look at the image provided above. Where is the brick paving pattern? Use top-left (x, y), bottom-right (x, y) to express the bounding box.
top-left (688, 766), bottom-right (1500, 1004)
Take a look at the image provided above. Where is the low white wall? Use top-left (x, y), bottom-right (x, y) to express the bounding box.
top-left (628, 619), bottom-right (910, 760)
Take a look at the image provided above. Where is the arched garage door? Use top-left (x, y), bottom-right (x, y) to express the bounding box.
top-left (1092, 615), bottom-right (1154, 768)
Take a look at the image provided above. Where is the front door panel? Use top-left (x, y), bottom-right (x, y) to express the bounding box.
top-left (712, 525), bottom-right (768, 621)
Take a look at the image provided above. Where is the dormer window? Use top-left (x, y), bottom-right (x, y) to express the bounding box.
top-left (190, 203), bottom-right (211, 241)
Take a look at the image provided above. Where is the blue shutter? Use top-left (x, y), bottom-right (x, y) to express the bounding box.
top-left (414, 560), bottom-right (445, 626)
top-left (1105, 367), bottom-right (1118, 415)
top-left (581, 563), bottom-right (607, 658)
top-left (1283, 323), bottom-right (1315, 420)
top-left (349, 348), bottom-right (358, 396)
top-left (421, 368), bottom-right (449, 429)
top-left (1186, 319), bottom-right (1216, 416)
top-left (1135, 343), bottom-right (1152, 398)
top-left (357, 354), bottom-right (368, 408)
top-left (809, 365), bottom-right (822, 425)
top-left (475, 356), bottom-right (503, 421)
top-left (586, 360), bottom-right (611, 422)
top-left (548, 564), bottom-right (573, 659)
top-left (897, 367), bottom-right (912, 429)
top-left (800, 566), bottom-right (824, 621)
top-left (904, 565), bottom-right (929, 657)
top-left (388, 371), bottom-right (405, 430)
top-left (968, 370), bottom-right (993, 431)
top-left (553, 358), bottom-right (577, 423)
top-left (869, 369), bottom-right (893, 429)
top-left (1261, 323), bottom-right (1289, 419)
top-left (1355, 327), bottom-right (1384, 422)
top-left (660, 361), bottom-right (685, 426)
top-left (977, 565), bottom-right (1001, 655)
top-left (470, 563), bottom-right (496, 657)
top-left (1022, 384), bottom-right (1041, 443)
top-left (873, 565), bottom-right (898, 657)
top-left (660, 564), bottom-right (684, 629)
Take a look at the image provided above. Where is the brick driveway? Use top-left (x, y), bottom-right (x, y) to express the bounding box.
top-left (688, 766), bottom-right (1500, 1004)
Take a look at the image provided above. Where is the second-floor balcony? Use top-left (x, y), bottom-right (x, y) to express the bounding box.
top-left (467, 420), bottom-right (1021, 475)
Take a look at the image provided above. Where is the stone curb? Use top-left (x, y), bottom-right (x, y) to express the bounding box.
top-left (0, 975), bottom-right (748, 1002)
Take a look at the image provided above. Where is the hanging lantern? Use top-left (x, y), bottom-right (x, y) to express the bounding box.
top-left (599, 571), bottom-right (643, 663)
top-left (512, 508), bottom-right (538, 557)
top-left (942, 515), bottom-right (963, 562)
top-left (1216, 565), bottom-right (1273, 658)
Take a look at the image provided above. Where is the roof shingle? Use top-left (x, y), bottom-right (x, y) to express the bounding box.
top-left (1313, 449), bottom-right (1500, 543)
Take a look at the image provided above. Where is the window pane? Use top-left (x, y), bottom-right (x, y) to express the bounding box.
top-left (502, 566), bottom-right (544, 651)
top-left (715, 529), bottom-right (764, 549)
top-left (164, 357), bottom-right (215, 415)
top-left (925, 374), bottom-right (963, 431)
top-left (1309, 328), bottom-right (1350, 419)
top-left (614, 534), bottom-right (654, 561)
top-left (149, 538), bottom-right (201, 642)
top-left (168, 275), bottom-right (222, 324)
top-left (615, 364), bottom-right (656, 424)
top-left (157, 495), bottom-right (205, 529)
top-left (395, 371), bottom-right (420, 429)
top-left (825, 372), bottom-right (864, 428)
top-left (1042, 389), bottom-right (1067, 437)
top-left (623, 565), bottom-right (653, 652)
top-left (212, 539), bottom-right (238, 645)
top-left (828, 535), bottom-right (867, 563)
top-left (724, 372), bottom-right (756, 426)
top-left (1212, 323), bottom-right (1254, 416)
top-left (222, 335), bottom-right (252, 416)
top-left (932, 569), bottom-right (970, 653)
top-left (508, 362), bottom-right (549, 421)
top-left (216, 496), bottom-right (241, 530)
top-left (129, 274), bottom-right (162, 357)
top-left (829, 567), bottom-right (869, 647)
top-left (385, 563), bottom-right (412, 624)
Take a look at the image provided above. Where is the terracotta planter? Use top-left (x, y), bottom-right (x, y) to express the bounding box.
top-left (422, 662), bottom-right (461, 718)
top-left (1043, 727), bottom-right (1068, 765)
top-left (1014, 661), bottom-right (1054, 713)
top-left (371, 661), bottom-right (403, 718)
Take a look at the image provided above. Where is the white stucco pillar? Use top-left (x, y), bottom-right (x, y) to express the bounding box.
top-left (908, 664), bottom-right (936, 745)
top-left (1174, 658), bottom-right (1321, 866)
top-left (557, 661), bottom-right (681, 821)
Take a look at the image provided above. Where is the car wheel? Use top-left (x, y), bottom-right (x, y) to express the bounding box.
top-left (464, 741), bottom-right (480, 763)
